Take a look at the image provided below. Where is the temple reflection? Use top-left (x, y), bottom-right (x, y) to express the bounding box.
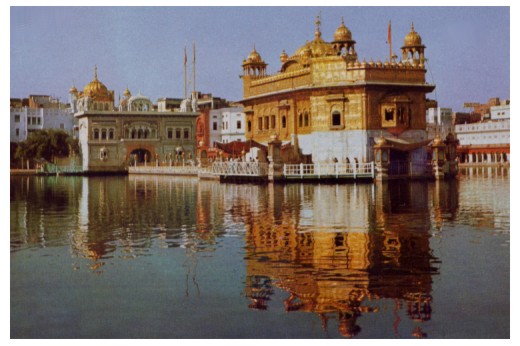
top-left (242, 182), bottom-right (443, 337)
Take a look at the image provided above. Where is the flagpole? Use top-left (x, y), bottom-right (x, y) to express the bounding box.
top-left (193, 42), bottom-right (196, 95)
top-left (388, 20), bottom-right (392, 61)
top-left (184, 46), bottom-right (187, 99)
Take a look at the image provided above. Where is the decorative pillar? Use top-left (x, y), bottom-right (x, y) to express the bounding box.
top-left (431, 136), bottom-right (446, 180)
top-left (267, 134), bottom-right (283, 182)
top-left (373, 136), bottom-right (391, 182)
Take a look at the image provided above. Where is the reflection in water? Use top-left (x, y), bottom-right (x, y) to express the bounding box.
top-left (10, 167), bottom-right (509, 338)
top-left (240, 182), bottom-right (440, 337)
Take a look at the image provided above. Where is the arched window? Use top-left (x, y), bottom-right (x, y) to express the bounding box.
top-left (247, 120), bottom-right (252, 132)
top-left (264, 116), bottom-right (269, 130)
top-left (282, 116), bottom-right (287, 128)
top-left (93, 128), bottom-right (99, 140)
top-left (184, 128), bottom-right (190, 139)
top-left (144, 129), bottom-right (149, 139)
top-left (332, 111), bottom-right (341, 127)
top-left (258, 117), bottom-right (263, 131)
top-left (109, 129), bottom-right (114, 140)
top-left (101, 129), bottom-right (107, 140)
top-left (304, 112), bottom-right (309, 126)
top-left (271, 115), bottom-right (276, 129)
top-left (138, 129), bottom-right (143, 139)
top-left (298, 113), bottom-right (303, 127)
top-left (131, 129), bottom-right (136, 139)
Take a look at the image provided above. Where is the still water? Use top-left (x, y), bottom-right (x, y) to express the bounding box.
top-left (10, 167), bottom-right (510, 338)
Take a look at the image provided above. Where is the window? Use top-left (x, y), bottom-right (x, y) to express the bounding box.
top-left (176, 128), bottom-right (181, 139)
top-left (109, 129), bottom-right (114, 140)
top-left (101, 129), bottom-right (107, 140)
top-left (15, 128), bottom-right (19, 137)
top-left (213, 122), bottom-right (217, 131)
top-left (14, 115), bottom-right (20, 123)
top-left (168, 129), bottom-right (173, 139)
top-left (237, 120), bottom-right (242, 129)
top-left (282, 116), bottom-right (287, 128)
top-left (258, 117), bottom-right (263, 130)
top-left (304, 112), bottom-right (309, 126)
top-left (93, 129), bottom-right (99, 140)
top-left (271, 115), bottom-right (275, 129)
top-left (264, 116), bottom-right (269, 130)
top-left (184, 128), bottom-right (189, 139)
top-left (99, 147), bottom-right (108, 161)
top-left (247, 120), bottom-right (252, 132)
top-left (298, 113), bottom-right (303, 127)
top-left (38, 118), bottom-right (42, 125)
top-left (385, 108), bottom-right (394, 121)
top-left (332, 111), bottom-right (341, 126)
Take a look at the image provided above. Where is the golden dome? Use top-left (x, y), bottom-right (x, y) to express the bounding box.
top-left (333, 17), bottom-right (352, 42)
top-left (83, 66), bottom-right (109, 98)
top-left (69, 83), bottom-right (78, 94)
top-left (292, 15), bottom-right (335, 59)
top-left (247, 47), bottom-right (263, 63)
top-left (123, 86), bottom-right (131, 97)
top-left (404, 23), bottom-right (423, 46)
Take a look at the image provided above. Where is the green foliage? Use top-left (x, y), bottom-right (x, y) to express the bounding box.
top-left (14, 129), bottom-right (79, 163)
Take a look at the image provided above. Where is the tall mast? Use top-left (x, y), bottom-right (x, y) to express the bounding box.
top-left (184, 46), bottom-right (187, 99)
top-left (193, 42), bottom-right (196, 94)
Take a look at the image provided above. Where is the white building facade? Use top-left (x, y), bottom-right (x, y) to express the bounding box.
top-left (455, 103), bottom-right (510, 164)
top-left (10, 106), bottom-right (75, 143)
top-left (221, 107), bottom-right (246, 144)
top-left (208, 107), bottom-right (246, 145)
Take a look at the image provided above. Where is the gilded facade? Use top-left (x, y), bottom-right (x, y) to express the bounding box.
top-left (240, 17), bottom-right (435, 163)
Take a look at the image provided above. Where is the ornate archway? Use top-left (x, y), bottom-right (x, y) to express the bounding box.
top-left (130, 148), bottom-right (152, 164)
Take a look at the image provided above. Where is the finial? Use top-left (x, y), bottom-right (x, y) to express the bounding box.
top-left (341, 16), bottom-right (345, 26)
top-left (315, 13), bottom-right (322, 38)
top-left (94, 65), bottom-right (98, 80)
top-left (411, 22), bottom-right (415, 32)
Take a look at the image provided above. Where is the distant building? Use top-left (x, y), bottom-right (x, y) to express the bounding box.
top-left (10, 95), bottom-right (75, 142)
top-left (157, 97), bottom-right (183, 112)
top-left (426, 107), bottom-right (453, 139)
top-left (72, 67), bottom-right (198, 173)
top-left (209, 106), bottom-right (246, 144)
top-left (455, 101), bottom-right (510, 164)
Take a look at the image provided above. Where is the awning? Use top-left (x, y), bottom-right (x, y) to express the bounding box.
top-left (214, 140), bottom-right (267, 155)
top-left (384, 137), bottom-right (433, 152)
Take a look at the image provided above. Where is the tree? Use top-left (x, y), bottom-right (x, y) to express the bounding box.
top-left (14, 129), bottom-right (79, 165)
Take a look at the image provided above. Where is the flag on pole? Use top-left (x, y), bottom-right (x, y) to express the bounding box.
top-left (184, 46), bottom-right (187, 66)
top-left (387, 20), bottom-right (392, 45)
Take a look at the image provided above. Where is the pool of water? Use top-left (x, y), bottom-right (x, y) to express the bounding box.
top-left (10, 166), bottom-right (510, 338)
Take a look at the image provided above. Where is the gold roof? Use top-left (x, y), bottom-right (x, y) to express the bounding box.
top-left (123, 86), bottom-right (131, 97)
top-left (83, 66), bottom-right (110, 98)
top-left (69, 83), bottom-right (78, 94)
top-left (404, 23), bottom-right (423, 47)
top-left (292, 15), bottom-right (335, 59)
top-left (333, 17), bottom-right (353, 42)
top-left (247, 47), bottom-right (264, 64)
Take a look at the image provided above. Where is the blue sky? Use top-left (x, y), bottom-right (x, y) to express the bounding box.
top-left (9, 4), bottom-right (511, 112)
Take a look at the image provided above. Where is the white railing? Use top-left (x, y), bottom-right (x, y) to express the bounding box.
top-left (211, 162), bottom-right (269, 177)
top-left (283, 162), bottom-right (375, 179)
top-left (129, 165), bottom-right (199, 175)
